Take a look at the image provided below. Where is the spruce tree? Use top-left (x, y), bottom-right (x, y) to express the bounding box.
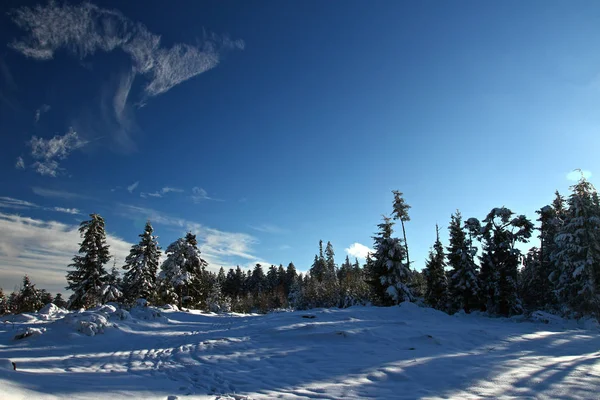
top-left (102, 267), bottom-right (123, 303)
top-left (392, 190), bottom-right (412, 268)
top-left (368, 215), bottom-right (413, 305)
top-left (423, 225), bottom-right (448, 310)
top-left (475, 208), bottom-right (533, 316)
top-left (159, 232), bottom-right (209, 308)
top-left (122, 221), bottom-right (161, 304)
top-left (447, 211), bottom-right (480, 313)
top-left (53, 293), bottom-right (67, 308)
top-left (66, 214), bottom-right (111, 309)
top-left (18, 275), bottom-right (43, 313)
top-left (552, 176), bottom-right (600, 317)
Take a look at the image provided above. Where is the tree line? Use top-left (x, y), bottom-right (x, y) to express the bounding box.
top-left (1, 175), bottom-right (599, 320)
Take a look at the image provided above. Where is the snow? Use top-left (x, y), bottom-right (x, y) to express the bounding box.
top-left (1, 304), bottom-right (600, 399)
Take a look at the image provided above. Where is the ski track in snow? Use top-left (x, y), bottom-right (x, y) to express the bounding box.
top-left (1, 304), bottom-right (600, 399)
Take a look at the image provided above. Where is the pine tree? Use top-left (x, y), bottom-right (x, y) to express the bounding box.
top-left (475, 208), bottom-right (533, 316)
top-left (159, 232), bottom-right (209, 308)
top-left (535, 205), bottom-right (558, 308)
top-left (392, 190), bottom-right (412, 268)
top-left (102, 267), bottom-right (123, 303)
top-left (0, 288), bottom-right (6, 315)
top-left (53, 293), bottom-right (67, 308)
top-left (423, 225), bottom-right (448, 310)
top-left (447, 211), bottom-right (480, 313)
top-left (39, 289), bottom-right (53, 306)
top-left (520, 247), bottom-right (542, 310)
top-left (122, 221), bottom-right (161, 304)
top-left (66, 214), bottom-right (111, 309)
top-left (368, 215), bottom-right (413, 305)
top-left (18, 276), bottom-right (43, 313)
top-left (552, 176), bottom-right (600, 317)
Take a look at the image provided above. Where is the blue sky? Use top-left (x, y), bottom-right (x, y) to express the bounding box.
top-left (1, 0), bottom-right (599, 294)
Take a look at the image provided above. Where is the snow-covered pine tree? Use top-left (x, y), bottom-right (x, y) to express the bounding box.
top-left (423, 225), bottom-right (448, 311)
top-left (66, 214), bottom-right (111, 309)
top-left (102, 267), bottom-right (123, 303)
top-left (158, 232), bottom-right (209, 308)
top-left (552, 176), bottom-right (600, 317)
top-left (447, 211), bottom-right (480, 313)
top-left (122, 221), bottom-right (161, 304)
top-left (206, 281), bottom-right (231, 313)
top-left (323, 241), bottom-right (340, 307)
top-left (18, 275), bottom-right (43, 313)
top-left (475, 208), bottom-right (533, 316)
top-left (392, 190), bottom-right (412, 269)
top-left (368, 215), bottom-right (413, 306)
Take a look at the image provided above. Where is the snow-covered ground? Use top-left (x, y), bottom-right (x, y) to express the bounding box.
top-left (1, 303), bottom-right (599, 400)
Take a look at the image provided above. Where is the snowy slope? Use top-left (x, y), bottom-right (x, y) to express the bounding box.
top-left (1, 303), bottom-right (599, 399)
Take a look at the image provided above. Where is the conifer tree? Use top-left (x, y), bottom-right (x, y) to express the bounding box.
top-left (392, 190), bottom-right (412, 268)
top-left (0, 288), bottom-right (6, 315)
top-left (102, 267), bottom-right (123, 303)
top-left (447, 211), bottom-right (480, 313)
top-left (368, 215), bottom-right (413, 305)
top-left (423, 225), bottom-right (448, 310)
top-left (66, 214), bottom-right (111, 309)
top-left (474, 208), bottom-right (533, 316)
top-left (552, 176), bottom-right (600, 317)
top-left (159, 232), bottom-right (209, 308)
top-left (18, 275), bottom-right (43, 313)
top-left (53, 293), bottom-right (67, 308)
top-left (122, 221), bottom-right (161, 304)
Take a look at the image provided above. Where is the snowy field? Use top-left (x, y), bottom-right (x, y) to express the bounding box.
top-left (1, 303), bottom-right (600, 400)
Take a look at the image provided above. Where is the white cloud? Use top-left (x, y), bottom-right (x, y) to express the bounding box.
top-left (191, 186), bottom-right (221, 203)
top-left (9, 2), bottom-right (243, 99)
top-left (27, 129), bottom-right (87, 177)
top-left (345, 242), bottom-right (373, 260)
top-left (0, 196), bottom-right (81, 215)
top-left (127, 181), bottom-right (139, 193)
top-left (117, 204), bottom-right (263, 271)
top-left (250, 223), bottom-right (288, 234)
top-left (52, 207), bottom-right (81, 215)
top-left (0, 196), bottom-right (38, 210)
top-left (566, 169), bottom-right (592, 181)
top-left (32, 187), bottom-right (87, 199)
top-left (15, 156), bottom-right (25, 169)
top-left (141, 186), bottom-right (184, 199)
top-left (34, 103), bottom-right (51, 123)
top-left (0, 212), bottom-right (132, 295)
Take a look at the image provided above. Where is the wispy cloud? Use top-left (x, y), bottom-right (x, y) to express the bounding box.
top-left (34, 103), bottom-right (51, 123)
top-left (0, 212), bottom-right (131, 294)
top-left (9, 2), bottom-right (243, 100)
top-left (191, 186), bottom-right (222, 203)
top-left (15, 156), bottom-right (25, 169)
top-left (0, 196), bottom-right (38, 210)
top-left (250, 223), bottom-right (288, 234)
top-left (117, 203), bottom-right (266, 270)
top-left (345, 242), bottom-right (373, 260)
top-left (26, 129), bottom-right (87, 177)
top-left (52, 207), bottom-right (81, 215)
top-left (127, 181), bottom-right (139, 193)
top-left (141, 186), bottom-right (184, 199)
top-left (32, 187), bottom-right (87, 200)
top-left (566, 169), bottom-right (592, 181)
top-left (0, 196), bottom-right (82, 216)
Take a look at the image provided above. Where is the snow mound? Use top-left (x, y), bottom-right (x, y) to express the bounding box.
top-left (159, 304), bottom-right (179, 311)
top-left (528, 311), bottom-right (565, 325)
top-left (14, 327), bottom-right (46, 340)
top-left (38, 303), bottom-right (68, 320)
top-left (62, 308), bottom-right (115, 336)
top-left (129, 306), bottom-right (167, 322)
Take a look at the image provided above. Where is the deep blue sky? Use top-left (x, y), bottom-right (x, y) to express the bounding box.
top-left (1, 0), bottom-right (599, 294)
